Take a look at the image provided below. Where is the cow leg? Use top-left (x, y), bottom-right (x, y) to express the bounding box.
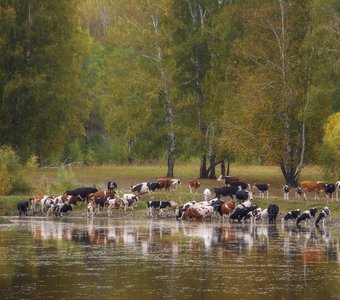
top-left (303, 192), bottom-right (307, 201)
top-left (189, 185), bottom-right (192, 194)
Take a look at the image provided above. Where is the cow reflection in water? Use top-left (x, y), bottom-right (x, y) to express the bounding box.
top-left (282, 224), bottom-right (338, 261)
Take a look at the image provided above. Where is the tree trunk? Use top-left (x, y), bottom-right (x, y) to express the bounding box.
top-left (151, 15), bottom-right (176, 178)
top-left (220, 159), bottom-right (225, 176)
top-left (127, 139), bottom-right (133, 165)
top-left (280, 163), bottom-right (299, 187)
top-left (200, 154), bottom-right (208, 178)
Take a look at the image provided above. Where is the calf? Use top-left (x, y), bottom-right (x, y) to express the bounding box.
top-left (295, 187), bottom-right (302, 198)
top-left (87, 202), bottom-right (96, 218)
top-left (296, 207), bottom-right (318, 225)
top-left (217, 175), bottom-right (240, 186)
top-left (253, 183), bottom-right (270, 199)
top-left (324, 183), bottom-right (336, 201)
top-left (267, 204), bottom-right (279, 224)
top-left (188, 180), bottom-right (200, 193)
top-left (123, 193), bottom-right (139, 210)
top-left (170, 179), bottom-right (181, 190)
top-left (17, 201), bottom-right (30, 216)
top-left (282, 209), bottom-right (300, 223)
top-left (283, 184), bottom-right (290, 201)
top-left (203, 188), bottom-right (212, 202)
top-left (300, 181), bottom-right (326, 200)
top-left (107, 181), bottom-right (118, 192)
top-left (106, 197), bottom-right (127, 216)
top-left (146, 200), bottom-right (177, 217)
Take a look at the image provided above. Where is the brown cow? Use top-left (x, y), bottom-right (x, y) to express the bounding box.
top-left (188, 180), bottom-right (200, 193)
top-left (217, 175), bottom-right (240, 186)
top-left (300, 181), bottom-right (326, 200)
top-left (157, 178), bottom-right (173, 191)
top-left (88, 191), bottom-right (116, 200)
top-left (220, 200), bottom-right (236, 221)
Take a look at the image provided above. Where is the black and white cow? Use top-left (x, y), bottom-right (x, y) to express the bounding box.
top-left (47, 203), bottom-right (73, 217)
top-left (146, 200), bottom-right (177, 217)
top-left (324, 183), bottom-right (336, 201)
top-left (315, 207), bottom-right (330, 226)
top-left (295, 187), bottom-right (303, 198)
top-left (107, 181), bottom-right (118, 192)
top-left (283, 184), bottom-right (290, 201)
top-left (17, 201), bottom-right (30, 216)
top-left (296, 207), bottom-right (318, 226)
top-left (131, 182), bottom-right (162, 195)
top-left (282, 209), bottom-right (300, 223)
top-left (253, 183), bottom-right (270, 199)
top-left (123, 193), bottom-right (139, 209)
top-left (267, 204), bottom-right (279, 224)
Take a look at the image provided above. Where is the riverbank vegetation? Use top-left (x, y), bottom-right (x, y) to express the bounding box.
top-left (0, 1), bottom-right (339, 193)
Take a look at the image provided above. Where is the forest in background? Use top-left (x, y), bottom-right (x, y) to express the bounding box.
top-left (0, 0), bottom-right (339, 188)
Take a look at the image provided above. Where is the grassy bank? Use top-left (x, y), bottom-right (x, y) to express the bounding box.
top-left (0, 163), bottom-right (338, 217)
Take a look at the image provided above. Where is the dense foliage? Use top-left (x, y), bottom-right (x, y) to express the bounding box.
top-left (0, 0), bottom-right (338, 182)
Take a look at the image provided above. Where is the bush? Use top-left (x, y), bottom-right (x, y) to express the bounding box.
top-left (0, 146), bottom-right (34, 195)
top-left (50, 166), bottom-right (75, 195)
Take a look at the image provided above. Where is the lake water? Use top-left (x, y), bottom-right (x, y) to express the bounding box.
top-left (0, 217), bottom-right (340, 300)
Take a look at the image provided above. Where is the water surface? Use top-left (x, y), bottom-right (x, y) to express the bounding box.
top-left (0, 218), bottom-right (339, 299)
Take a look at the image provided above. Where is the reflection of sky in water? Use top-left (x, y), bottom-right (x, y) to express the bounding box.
top-left (1, 218), bottom-right (340, 300)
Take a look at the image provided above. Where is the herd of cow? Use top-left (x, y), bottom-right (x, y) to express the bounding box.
top-left (15, 175), bottom-right (340, 227)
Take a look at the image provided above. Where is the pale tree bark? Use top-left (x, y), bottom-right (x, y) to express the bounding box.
top-left (271, 0), bottom-right (308, 187)
top-left (187, 0), bottom-right (210, 179)
top-left (151, 15), bottom-right (176, 178)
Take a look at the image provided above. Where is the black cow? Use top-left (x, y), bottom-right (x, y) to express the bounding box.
top-left (267, 204), bottom-right (279, 224)
top-left (235, 190), bottom-right (253, 202)
top-left (282, 209), bottom-right (300, 222)
top-left (211, 185), bottom-right (238, 199)
top-left (94, 197), bottom-right (107, 210)
top-left (315, 207), bottom-right (330, 226)
top-left (253, 183), bottom-right (270, 198)
top-left (229, 181), bottom-right (250, 190)
top-left (296, 207), bottom-right (317, 226)
top-left (17, 201), bottom-right (30, 216)
top-left (147, 200), bottom-right (177, 217)
top-left (107, 181), bottom-right (118, 192)
top-left (324, 183), bottom-right (336, 200)
top-left (64, 187), bottom-right (98, 202)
